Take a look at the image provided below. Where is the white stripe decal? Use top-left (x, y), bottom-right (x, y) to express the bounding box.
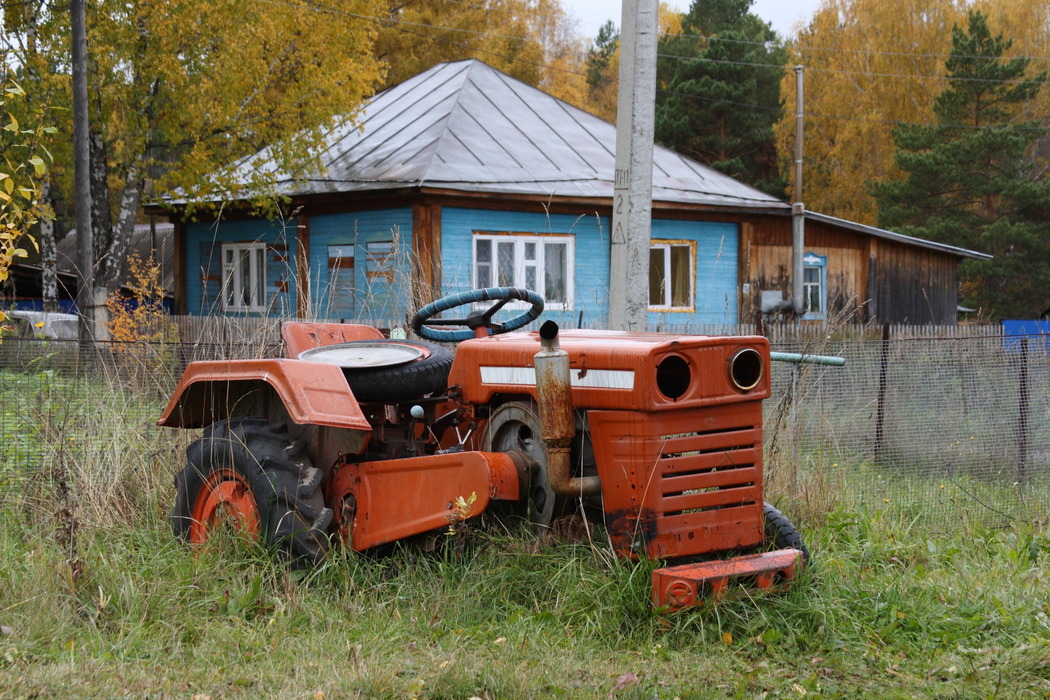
top-left (479, 366), bottom-right (635, 390)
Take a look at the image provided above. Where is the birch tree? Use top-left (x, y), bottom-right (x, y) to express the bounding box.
top-left (0, 70), bottom-right (54, 326)
top-left (32, 0), bottom-right (386, 291)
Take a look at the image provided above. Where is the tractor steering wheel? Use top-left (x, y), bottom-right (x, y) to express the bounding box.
top-left (411, 287), bottom-right (545, 342)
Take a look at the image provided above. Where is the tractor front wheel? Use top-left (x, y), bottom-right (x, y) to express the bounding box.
top-left (171, 418), bottom-right (333, 565)
top-left (763, 502), bottom-right (810, 566)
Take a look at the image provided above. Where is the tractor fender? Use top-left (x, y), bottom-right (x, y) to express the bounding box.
top-left (157, 359), bottom-right (372, 436)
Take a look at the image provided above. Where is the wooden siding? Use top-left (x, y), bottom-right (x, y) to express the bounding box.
top-left (745, 244), bottom-right (866, 321)
top-left (740, 215), bottom-right (961, 325)
top-left (185, 218), bottom-right (298, 316)
top-left (179, 196), bottom-right (965, 328)
top-left (306, 209), bottom-right (414, 324)
top-left (872, 239), bottom-right (958, 324)
top-left (440, 207), bottom-right (738, 328)
top-left (440, 206), bottom-right (610, 329)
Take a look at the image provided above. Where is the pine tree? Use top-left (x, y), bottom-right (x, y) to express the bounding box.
top-left (584, 20), bottom-right (620, 122)
top-left (872, 10), bottom-right (1050, 319)
top-left (654, 0), bottom-right (786, 196)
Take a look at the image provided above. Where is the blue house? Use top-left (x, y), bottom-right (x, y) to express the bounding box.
top-left (164, 60), bottom-right (988, 328)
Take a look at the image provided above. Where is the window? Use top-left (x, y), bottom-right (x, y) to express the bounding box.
top-left (365, 241), bottom-right (395, 283)
top-left (326, 244), bottom-right (355, 317)
top-left (648, 240), bottom-right (695, 310)
top-left (473, 233), bottom-right (573, 310)
top-left (802, 252), bottom-right (827, 319)
top-left (221, 242), bottom-right (267, 312)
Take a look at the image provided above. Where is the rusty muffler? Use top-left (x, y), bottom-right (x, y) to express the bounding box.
top-left (534, 321), bottom-right (601, 497)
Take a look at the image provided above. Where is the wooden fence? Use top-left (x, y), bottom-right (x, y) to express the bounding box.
top-left (172, 315), bottom-right (1009, 348)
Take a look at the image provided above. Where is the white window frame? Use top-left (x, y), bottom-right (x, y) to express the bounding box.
top-left (472, 232), bottom-right (574, 311)
top-left (326, 244), bottom-right (356, 316)
top-left (221, 242), bottom-right (268, 313)
top-left (648, 239), bottom-right (696, 311)
top-left (802, 251), bottom-right (827, 320)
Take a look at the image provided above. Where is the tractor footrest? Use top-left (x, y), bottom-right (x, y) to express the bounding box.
top-left (652, 548), bottom-right (803, 611)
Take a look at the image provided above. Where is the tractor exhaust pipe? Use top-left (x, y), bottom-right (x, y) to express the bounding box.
top-left (534, 321), bottom-right (601, 497)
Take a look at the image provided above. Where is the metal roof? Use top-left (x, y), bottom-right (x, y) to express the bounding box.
top-left (260, 59), bottom-right (789, 210)
top-left (804, 211), bottom-right (992, 261)
top-left (198, 59), bottom-right (991, 262)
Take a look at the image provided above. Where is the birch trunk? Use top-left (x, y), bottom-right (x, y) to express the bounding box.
top-left (103, 164), bottom-right (144, 290)
top-left (39, 181), bottom-right (59, 312)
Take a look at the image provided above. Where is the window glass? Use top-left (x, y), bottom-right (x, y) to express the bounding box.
top-left (648, 240), bottom-right (694, 311)
top-left (254, 246), bottom-right (266, 308)
top-left (649, 247), bottom-right (666, 306)
top-left (327, 244), bottom-right (355, 317)
top-left (220, 242), bottom-right (267, 312)
top-left (365, 241), bottom-right (395, 282)
top-left (475, 239), bottom-right (492, 288)
top-left (802, 252), bottom-right (828, 318)
top-left (497, 241), bottom-right (515, 287)
top-left (544, 242), bottom-right (567, 303)
top-left (670, 245), bottom-right (691, 308)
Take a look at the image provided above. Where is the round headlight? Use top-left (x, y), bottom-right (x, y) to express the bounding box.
top-left (729, 348), bottom-right (763, 391)
top-left (656, 354), bottom-right (691, 400)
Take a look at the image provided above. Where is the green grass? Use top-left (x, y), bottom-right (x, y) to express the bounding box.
top-left (2, 489), bottom-right (1049, 697)
top-left (1, 369), bottom-right (1049, 698)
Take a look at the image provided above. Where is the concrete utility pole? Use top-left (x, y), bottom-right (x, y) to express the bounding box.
top-left (609, 0), bottom-right (658, 331)
top-left (71, 0), bottom-right (95, 344)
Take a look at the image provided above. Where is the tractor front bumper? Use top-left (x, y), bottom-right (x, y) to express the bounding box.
top-left (651, 548), bottom-right (803, 611)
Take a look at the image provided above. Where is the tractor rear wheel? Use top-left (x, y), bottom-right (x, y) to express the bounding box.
top-left (763, 502), bottom-right (810, 566)
top-left (171, 418), bottom-right (333, 565)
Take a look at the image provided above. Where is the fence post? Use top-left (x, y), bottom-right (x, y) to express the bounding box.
top-left (1017, 337), bottom-right (1029, 484)
top-left (874, 321), bottom-right (890, 463)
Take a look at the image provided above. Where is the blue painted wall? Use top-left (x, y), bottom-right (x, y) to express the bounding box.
top-left (650, 218), bottom-right (738, 327)
top-left (440, 207), bottom-right (610, 329)
top-left (185, 218), bottom-right (298, 316)
top-left (307, 208), bottom-right (414, 325)
top-left (441, 207), bottom-right (737, 328)
top-left (186, 206), bottom-right (738, 327)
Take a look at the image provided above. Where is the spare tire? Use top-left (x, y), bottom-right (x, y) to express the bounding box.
top-left (328, 339), bottom-right (454, 403)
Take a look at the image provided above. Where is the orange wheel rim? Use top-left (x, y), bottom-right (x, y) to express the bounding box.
top-left (189, 468), bottom-right (261, 544)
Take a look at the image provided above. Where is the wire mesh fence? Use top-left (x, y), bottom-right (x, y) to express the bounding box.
top-left (765, 332), bottom-right (1048, 525)
top-left (1, 327), bottom-right (1046, 531)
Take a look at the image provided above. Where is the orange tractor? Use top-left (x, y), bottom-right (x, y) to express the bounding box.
top-left (159, 287), bottom-right (809, 610)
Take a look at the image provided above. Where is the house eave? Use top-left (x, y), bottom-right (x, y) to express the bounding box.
top-left (803, 210), bottom-right (992, 261)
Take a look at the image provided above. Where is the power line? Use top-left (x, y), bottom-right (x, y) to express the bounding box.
top-left (663, 26), bottom-right (1050, 64)
top-left (8, 0), bottom-right (1049, 136)
top-left (657, 51), bottom-right (1050, 87)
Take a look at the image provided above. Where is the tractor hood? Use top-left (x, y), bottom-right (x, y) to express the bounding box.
top-left (447, 329), bottom-right (771, 410)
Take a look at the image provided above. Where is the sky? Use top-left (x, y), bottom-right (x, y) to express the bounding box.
top-left (566, 0), bottom-right (823, 39)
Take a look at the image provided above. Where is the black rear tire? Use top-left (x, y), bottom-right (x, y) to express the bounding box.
top-left (171, 418), bottom-right (333, 565)
top-left (763, 502), bottom-right (810, 565)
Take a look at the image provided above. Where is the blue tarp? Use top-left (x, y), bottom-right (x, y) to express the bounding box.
top-left (1002, 320), bottom-right (1050, 354)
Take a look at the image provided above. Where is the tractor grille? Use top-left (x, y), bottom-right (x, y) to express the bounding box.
top-left (591, 402), bottom-right (766, 560)
top-left (657, 425), bottom-right (761, 516)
